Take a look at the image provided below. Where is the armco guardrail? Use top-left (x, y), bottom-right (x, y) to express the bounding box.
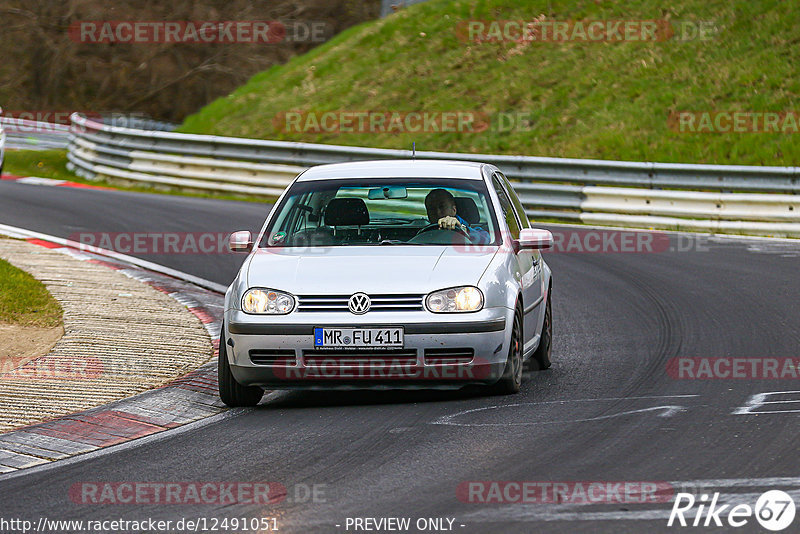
top-left (67, 112), bottom-right (800, 238)
top-left (0, 114), bottom-right (175, 151)
top-left (0, 124), bottom-right (5, 174)
top-left (0, 116), bottom-right (71, 150)
top-left (0, 107), bottom-right (5, 174)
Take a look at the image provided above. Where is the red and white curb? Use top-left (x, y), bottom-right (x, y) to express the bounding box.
top-left (1, 173), bottom-right (110, 190)
top-left (0, 226), bottom-right (227, 474)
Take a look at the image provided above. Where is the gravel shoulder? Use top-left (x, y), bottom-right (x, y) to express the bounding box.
top-left (0, 324), bottom-right (64, 372)
top-left (0, 237), bottom-right (214, 432)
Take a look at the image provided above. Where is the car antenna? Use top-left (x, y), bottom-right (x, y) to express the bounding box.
top-left (412, 142), bottom-right (416, 160)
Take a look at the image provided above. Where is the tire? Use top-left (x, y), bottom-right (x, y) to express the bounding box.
top-left (530, 293), bottom-right (552, 370)
top-left (218, 325), bottom-right (264, 407)
top-left (490, 307), bottom-right (523, 395)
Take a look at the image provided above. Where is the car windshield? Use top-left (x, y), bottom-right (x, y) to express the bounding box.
top-left (259, 178), bottom-right (501, 247)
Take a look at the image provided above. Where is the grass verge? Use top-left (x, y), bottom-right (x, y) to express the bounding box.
top-left (0, 255), bottom-right (62, 327)
top-left (2, 149), bottom-right (275, 203)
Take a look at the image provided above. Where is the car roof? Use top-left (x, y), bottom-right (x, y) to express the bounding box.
top-left (295, 159), bottom-right (488, 182)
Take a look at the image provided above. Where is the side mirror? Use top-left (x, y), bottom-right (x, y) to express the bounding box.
top-left (517, 228), bottom-right (553, 250)
top-left (228, 230), bottom-right (253, 253)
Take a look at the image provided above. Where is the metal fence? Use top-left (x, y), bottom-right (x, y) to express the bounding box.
top-left (0, 116), bottom-right (71, 150)
top-left (36, 112), bottom-right (795, 238)
top-left (0, 114), bottom-right (175, 151)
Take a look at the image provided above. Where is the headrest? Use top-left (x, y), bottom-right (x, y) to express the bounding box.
top-left (454, 197), bottom-right (480, 225)
top-left (324, 198), bottom-right (370, 226)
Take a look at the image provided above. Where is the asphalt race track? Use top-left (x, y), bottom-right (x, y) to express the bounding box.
top-left (1, 180), bottom-right (798, 533)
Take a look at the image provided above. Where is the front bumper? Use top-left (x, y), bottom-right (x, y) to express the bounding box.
top-left (224, 307), bottom-right (512, 390)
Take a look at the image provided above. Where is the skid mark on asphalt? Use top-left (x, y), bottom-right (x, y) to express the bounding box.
top-left (733, 390), bottom-right (800, 415)
top-left (740, 239), bottom-right (800, 258)
top-left (430, 395), bottom-right (699, 427)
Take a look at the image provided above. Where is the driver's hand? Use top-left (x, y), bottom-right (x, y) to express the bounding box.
top-left (438, 216), bottom-right (461, 230)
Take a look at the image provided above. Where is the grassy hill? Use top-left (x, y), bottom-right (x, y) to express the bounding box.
top-left (179, 0), bottom-right (800, 166)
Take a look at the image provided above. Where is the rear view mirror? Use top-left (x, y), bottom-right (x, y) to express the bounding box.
top-left (368, 186), bottom-right (408, 199)
top-left (517, 228), bottom-right (553, 250)
top-left (228, 230), bottom-right (253, 253)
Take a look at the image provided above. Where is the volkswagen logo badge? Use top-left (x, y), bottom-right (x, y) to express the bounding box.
top-left (348, 293), bottom-right (371, 314)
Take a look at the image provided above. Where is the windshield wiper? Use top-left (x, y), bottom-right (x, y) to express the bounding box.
top-left (375, 240), bottom-right (432, 246)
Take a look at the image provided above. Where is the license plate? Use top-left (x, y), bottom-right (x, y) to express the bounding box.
top-left (314, 327), bottom-right (404, 348)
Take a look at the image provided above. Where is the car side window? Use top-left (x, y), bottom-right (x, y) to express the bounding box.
top-left (497, 172), bottom-right (531, 228)
top-left (492, 175), bottom-right (521, 240)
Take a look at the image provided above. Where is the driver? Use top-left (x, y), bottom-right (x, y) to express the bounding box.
top-left (424, 188), bottom-right (490, 243)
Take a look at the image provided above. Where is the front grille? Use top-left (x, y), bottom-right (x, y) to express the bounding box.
top-left (297, 294), bottom-right (424, 313)
top-left (302, 349), bottom-right (417, 367)
top-left (249, 349), bottom-right (297, 366)
top-left (423, 348), bottom-right (474, 366)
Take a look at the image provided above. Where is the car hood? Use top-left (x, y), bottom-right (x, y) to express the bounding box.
top-left (246, 246), bottom-right (498, 294)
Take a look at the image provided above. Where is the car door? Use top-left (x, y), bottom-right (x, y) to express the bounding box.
top-left (492, 173), bottom-right (542, 355)
top-left (497, 171), bottom-right (544, 285)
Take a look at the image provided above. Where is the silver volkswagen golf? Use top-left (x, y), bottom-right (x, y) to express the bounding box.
top-left (219, 160), bottom-right (554, 406)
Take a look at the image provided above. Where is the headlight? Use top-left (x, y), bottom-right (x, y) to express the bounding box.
top-left (426, 286), bottom-right (483, 313)
top-left (242, 288), bottom-right (295, 314)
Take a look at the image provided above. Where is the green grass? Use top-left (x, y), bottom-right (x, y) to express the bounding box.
top-left (0, 255), bottom-right (62, 327)
top-left (3, 150), bottom-right (275, 203)
top-left (3, 149), bottom-right (77, 182)
top-left (179, 0), bottom-right (800, 166)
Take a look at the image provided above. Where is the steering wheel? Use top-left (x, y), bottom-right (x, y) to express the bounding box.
top-left (415, 222), bottom-right (470, 238)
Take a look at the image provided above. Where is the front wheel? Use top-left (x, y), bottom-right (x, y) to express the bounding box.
top-left (218, 325), bottom-right (264, 407)
top-left (490, 307), bottom-right (523, 395)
